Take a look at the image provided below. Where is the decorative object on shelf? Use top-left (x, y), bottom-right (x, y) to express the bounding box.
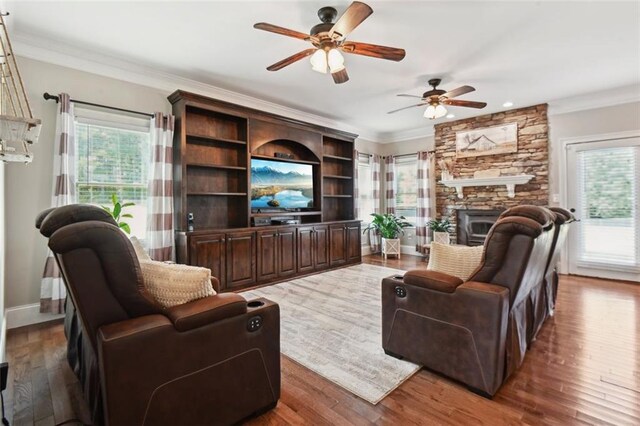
top-left (438, 158), bottom-right (455, 180)
top-left (363, 213), bottom-right (412, 258)
top-left (275, 152), bottom-right (294, 159)
top-left (441, 174), bottom-right (535, 199)
top-left (0, 11), bottom-right (42, 163)
top-left (456, 122), bottom-right (518, 158)
top-left (102, 193), bottom-right (135, 234)
top-left (389, 78), bottom-right (487, 119)
top-left (254, 1), bottom-right (405, 84)
top-left (428, 217), bottom-right (453, 245)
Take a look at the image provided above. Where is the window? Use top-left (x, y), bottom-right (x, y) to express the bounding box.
top-left (395, 155), bottom-right (417, 224)
top-left (75, 110), bottom-right (151, 238)
top-left (577, 145), bottom-right (638, 267)
top-left (357, 153), bottom-right (375, 222)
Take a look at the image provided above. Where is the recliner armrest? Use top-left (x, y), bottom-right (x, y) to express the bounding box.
top-left (166, 293), bottom-right (247, 332)
top-left (403, 269), bottom-right (464, 293)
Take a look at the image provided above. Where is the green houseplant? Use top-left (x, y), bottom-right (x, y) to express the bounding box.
top-left (363, 213), bottom-right (412, 258)
top-left (102, 193), bottom-right (135, 235)
top-left (428, 217), bottom-right (453, 245)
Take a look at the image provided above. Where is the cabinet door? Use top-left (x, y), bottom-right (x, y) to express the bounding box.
top-left (314, 225), bottom-right (330, 270)
top-left (226, 231), bottom-right (256, 289)
top-left (347, 222), bottom-right (362, 263)
top-left (278, 227), bottom-right (297, 277)
top-left (329, 224), bottom-right (347, 266)
top-left (189, 233), bottom-right (226, 289)
top-left (297, 226), bottom-right (315, 273)
top-left (257, 230), bottom-right (278, 282)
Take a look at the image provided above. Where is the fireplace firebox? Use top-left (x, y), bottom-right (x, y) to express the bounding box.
top-left (456, 209), bottom-right (503, 246)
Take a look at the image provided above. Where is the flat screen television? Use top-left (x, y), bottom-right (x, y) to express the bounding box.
top-left (251, 158), bottom-right (314, 210)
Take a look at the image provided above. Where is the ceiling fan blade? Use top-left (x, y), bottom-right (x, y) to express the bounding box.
top-left (341, 41), bottom-right (406, 62)
top-left (253, 22), bottom-right (310, 41)
top-left (387, 103), bottom-right (427, 114)
top-left (397, 94), bottom-right (424, 99)
top-left (442, 99), bottom-right (487, 109)
top-left (332, 68), bottom-right (350, 84)
top-left (266, 49), bottom-right (317, 71)
top-left (329, 1), bottom-right (373, 39)
top-left (442, 85), bottom-right (475, 99)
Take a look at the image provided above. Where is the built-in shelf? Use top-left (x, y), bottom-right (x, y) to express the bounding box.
top-left (251, 154), bottom-right (320, 165)
top-left (441, 175), bottom-right (535, 199)
top-left (323, 154), bottom-right (352, 162)
top-left (323, 174), bottom-right (353, 180)
top-left (186, 163), bottom-right (246, 171)
top-left (187, 192), bottom-right (247, 196)
top-left (186, 133), bottom-right (247, 145)
top-left (323, 194), bottom-right (353, 198)
top-left (251, 211), bottom-right (322, 218)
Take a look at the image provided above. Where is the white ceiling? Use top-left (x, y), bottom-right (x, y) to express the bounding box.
top-left (6, 1), bottom-right (640, 141)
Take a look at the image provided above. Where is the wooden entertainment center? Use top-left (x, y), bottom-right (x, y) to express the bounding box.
top-left (169, 90), bottom-right (361, 292)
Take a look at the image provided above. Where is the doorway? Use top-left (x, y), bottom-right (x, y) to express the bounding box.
top-left (565, 136), bottom-right (639, 282)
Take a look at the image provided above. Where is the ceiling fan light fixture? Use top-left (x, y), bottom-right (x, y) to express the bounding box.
top-left (310, 49), bottom-right (327, 73)
top-left (424, 104), bottom-right (447, 119)
top-left (327, 49), bottom-right (345, 73)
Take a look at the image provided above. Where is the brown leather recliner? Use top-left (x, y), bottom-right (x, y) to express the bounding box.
top-left (39, 204), bottom-right (281, 425)
top-left (381, 205), bottom-right (556, 397)
top-left (545, 207), bottom-right (575, 315)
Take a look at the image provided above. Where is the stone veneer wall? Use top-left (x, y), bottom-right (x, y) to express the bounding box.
top-left (434, 104), bottom-right (549, 242)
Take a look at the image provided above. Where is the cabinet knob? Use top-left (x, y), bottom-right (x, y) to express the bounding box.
top-left (222, 238), bottom-right (226, 243)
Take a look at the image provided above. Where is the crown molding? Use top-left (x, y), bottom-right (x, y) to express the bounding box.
top-left (376, 125), bottom-right (436, 143)
top-left (12, 32), bottom-right (381, 141)
top-left (547, 84), bottom-right (640, 116)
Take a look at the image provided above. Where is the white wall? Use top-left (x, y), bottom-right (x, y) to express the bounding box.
top-left (5, 56), bottom-right (171, 318)
top-left (0, 161), bottom-right (6, 357)
top-left (548, 101), bottom-right (640, 203)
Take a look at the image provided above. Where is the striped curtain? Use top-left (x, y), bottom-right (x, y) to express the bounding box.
top-left (385, 155), bottom-right (396, 214)
top-left (147, 113), bottom-right (175, 261)
top-left (40, 93), bottom-right (75, 314)
top-left (369, 154), bottom-right (381, 252)
top-left (416, 151), bottom-right (434, 251)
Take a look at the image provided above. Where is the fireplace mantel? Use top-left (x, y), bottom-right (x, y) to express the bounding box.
top-left (441, 175), bottom-right (535, 199)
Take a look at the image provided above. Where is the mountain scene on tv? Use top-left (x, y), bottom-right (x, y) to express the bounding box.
top-left (251, 159), bottom-right (314, 209)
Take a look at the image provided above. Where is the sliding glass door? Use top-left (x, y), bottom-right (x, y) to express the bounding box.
top-left (566, 137), bottom-right (640, 282)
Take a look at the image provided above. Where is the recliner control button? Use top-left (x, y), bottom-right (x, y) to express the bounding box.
top-left (395, 286), bottom-right (407, 298)
top-left (247, 316), bottom-right (263, 332)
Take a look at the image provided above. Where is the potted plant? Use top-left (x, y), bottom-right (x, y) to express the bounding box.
top-left (363, 213), bottom-right (412, 258)
top-left (101, 193), bottom-right (135, 234)
top-left (428, 217), bottom-right (453, 245)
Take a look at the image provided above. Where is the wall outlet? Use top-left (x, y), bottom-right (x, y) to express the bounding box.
top-left (552, 193), bottom-right (560, 203)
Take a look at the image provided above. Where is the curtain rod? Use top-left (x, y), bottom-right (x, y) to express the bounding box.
top-left (43, 92), bottom-right (155, 118)
top-left (382, 150), bottom-right (435, 158)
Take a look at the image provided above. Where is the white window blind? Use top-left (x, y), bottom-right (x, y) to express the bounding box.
top-left (395, 155), bottom-right (418, 224)
top-left (357, 154), bottom-right (374, 222)
top-left (75, 112), bottom-right (151, 238)
top-left (577, 146), bottom-right (639, 268)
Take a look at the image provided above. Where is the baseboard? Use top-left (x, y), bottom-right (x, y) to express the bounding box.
top-left (401, 245), bottom-right (422, 257)
top-left (0, 316), bottom-right (6, 362)
top-left (361, 246), bottom-right (372, 256)
top-left (5, 303), bottom-right (64, 330)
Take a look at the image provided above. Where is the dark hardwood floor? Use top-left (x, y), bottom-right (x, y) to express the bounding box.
top-left (5, 255), bottom-right (640, 425)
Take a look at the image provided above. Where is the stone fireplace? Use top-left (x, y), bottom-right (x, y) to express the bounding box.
top-left (434, 104), bottom-right (549, 242)
top-left (456, 209), bottom-right (503, 246)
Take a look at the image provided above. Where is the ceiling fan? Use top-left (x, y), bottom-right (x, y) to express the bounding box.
top-left (254, 1), bottom-right (406, 84)
top-left (389, 79), bottom-right (487, 119)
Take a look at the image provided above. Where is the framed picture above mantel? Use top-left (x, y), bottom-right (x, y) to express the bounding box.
top-left (455, 122), bottom-right (518, 158)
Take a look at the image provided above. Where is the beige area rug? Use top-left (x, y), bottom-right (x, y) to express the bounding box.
top-left (242, 264), bottom-right (421, 404)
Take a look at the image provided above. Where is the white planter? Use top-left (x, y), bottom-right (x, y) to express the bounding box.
top-left (433, 231), bottom-right (450, 245)
top-left (381, 237), bottom-right (401, 259)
